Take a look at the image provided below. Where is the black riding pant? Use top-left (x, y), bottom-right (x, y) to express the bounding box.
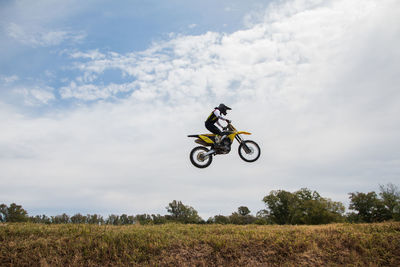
top-left (205, 121), bottom-right (222, 136)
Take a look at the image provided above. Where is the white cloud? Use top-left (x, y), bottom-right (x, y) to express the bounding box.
top-left (6, 23), bottom-right (85, 47)
top-left (1, 75), bottom-right (19, 84)
top-left (60, 81), bottom-right (134, 101)
top-left (13, 86), bottom-right (55, 106)
top-left (70, 50), bottom-right (106, 60)
top-left (1, 0), bottom-right (400, 217)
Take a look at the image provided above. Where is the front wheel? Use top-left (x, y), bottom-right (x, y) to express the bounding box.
top-left (238, 140), bottom-right (260, 162)
top-left (190, 146), bottom-right (213, 168)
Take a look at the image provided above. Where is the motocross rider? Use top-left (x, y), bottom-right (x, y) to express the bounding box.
top-left (205, 103), bottom-right (231, 145)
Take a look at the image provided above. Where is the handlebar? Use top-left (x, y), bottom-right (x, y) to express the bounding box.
top-left (223, 121), bottom-right (235, 132)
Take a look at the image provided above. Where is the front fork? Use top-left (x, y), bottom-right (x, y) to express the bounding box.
top-left (235, 135), bottom-right (251, 153)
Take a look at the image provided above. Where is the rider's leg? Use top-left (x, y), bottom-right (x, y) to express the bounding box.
top-left (205, 122), bottom-right (222, 144)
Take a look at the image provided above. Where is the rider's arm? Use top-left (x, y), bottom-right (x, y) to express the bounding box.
top-left (213, 109), bottom-right (228, 122)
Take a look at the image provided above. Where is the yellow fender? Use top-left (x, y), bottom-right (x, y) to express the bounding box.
top-left (199, 134), bottom-right (214, 144)
top-left (228, 131), bottom-right (251, 141)
top-left (237, 131), bottom-right (251, 135)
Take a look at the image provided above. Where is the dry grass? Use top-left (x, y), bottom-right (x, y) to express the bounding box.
top-left (1, 222), bottom-right (399, 266)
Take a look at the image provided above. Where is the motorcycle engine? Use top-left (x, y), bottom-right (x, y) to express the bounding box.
top-left (221, 139), bottom-right (231, 154)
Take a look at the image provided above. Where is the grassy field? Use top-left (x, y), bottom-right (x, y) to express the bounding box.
top-left (1, 222), bottom-right (399, 266)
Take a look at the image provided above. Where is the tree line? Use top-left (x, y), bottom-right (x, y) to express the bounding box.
top-left (1, 184), bottom-right (399, 225)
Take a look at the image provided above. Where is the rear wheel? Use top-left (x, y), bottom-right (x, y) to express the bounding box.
top-left (190, 146), bottom-right (213, 168)
top-left (238, 140), bottom-right (260, 162)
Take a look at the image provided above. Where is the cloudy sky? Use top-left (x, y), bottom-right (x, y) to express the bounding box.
top-left (1, 0), bottom-right (399, 219)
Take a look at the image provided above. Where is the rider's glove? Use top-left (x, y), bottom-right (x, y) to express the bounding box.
top-left (226, 119), bottom-right (231, 123)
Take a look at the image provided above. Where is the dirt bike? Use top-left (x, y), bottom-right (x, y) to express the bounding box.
top-left (187, 122), bottom-right (261, 168)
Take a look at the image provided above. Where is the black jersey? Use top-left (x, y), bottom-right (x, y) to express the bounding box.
top-left (205, 109), bottom-right (221, 124)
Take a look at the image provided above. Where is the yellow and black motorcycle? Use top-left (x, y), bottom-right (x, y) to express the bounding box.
top-left (187, 122), bottom-right (261, 168)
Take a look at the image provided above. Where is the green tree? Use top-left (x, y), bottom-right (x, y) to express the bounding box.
top-left (348, 192), bottom-right (380, 222)
top-left (254, 209), bottom-right (271, 225)
top-left (262, 190), bottom-right (296, 224)
top-left (30, 214), bottom-right (51, 224)
top-left (0, 203), bottom-right (28, 222)
top-left (229, 212), bottom-right (243, 224)
top-left (208, 215), bottom-right (230, 224)
top-left (263, 188), bottom-right (345, 225)
top-left (0, 204), bottom-right (6, 222)
top-left (292, 188), bottom-right (345, 225)
top-left (379, 183), bottom-right (400, 220)
top-left (348, 184), bottom-right (400, 222)
top-left (87, 214), bottom-right (104, 225)
top-left (120, 214), bottom-right (135, 225)
top-left (229, 206), bottom-right (256, 225)
top-left (70, 213), bottom-right (88, 224)
top-left (135, 214), bottom-right (153, 225)
top-left (166, 200), bottom-right (202, 224)
top-left (52, 213), bottom-right (70, 224)
top-left (238, 206), bottom-right (251, 216)
top-left (151, 214), bottom-right (167, 224)
top-left (106, 214), bottom-right (121, 225)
